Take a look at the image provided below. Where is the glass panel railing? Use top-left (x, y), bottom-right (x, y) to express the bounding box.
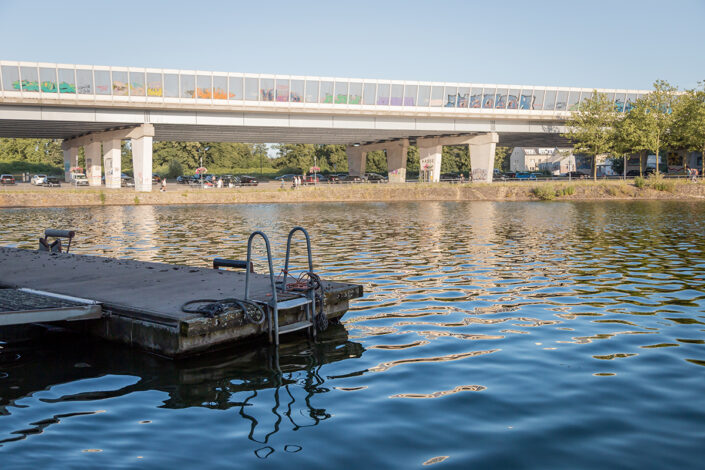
top-left (76, 69), bottom-right (93, 94)
top-left (555, 90), bottom-right (568, 110)
top-left (532, 89), bottom-right (544, 110)
top-left (614, 93), bottom-right (626, 113)
top-left (245, 77), bottom-right (258, 101)
top-left (197, 74), bottom-right (212, 99)
top-left (567, 90), bottom-right (580, 110)
top-left (482, 88), bottom-right (496, 108)
top-left (213, 76), bottom-right (227, 99)
top-left (507, 89), bottom-right (519, 109)
top-left (444, 86), bottom-right (457, 107)
top-left (228, 76), bottom-right (242, 99)
top-left (290, 79), bottom-right (303, 102)
top-left (1, 65), bottom-right (19, 91)
top-left (495, 88), bottom-right (508, 109)
top-left (20, 66), bottom-right (39, 92)
top-left (320, 81), bottom-right (333, 103)
top-left (348, 82), bottom-right (362, 104)
top-left (165, 74), bottom-right (179, 97)
top-left (457, 87), bottom-right (469, 108)
top-left (519, 89), bottom-right (533, 110)
top-left (543, 90), bottom-right (556, 110)
top-left (625, 93), bottom-right (637, 112)
top-left (181, 74), bottom-right (195, 98)
top-left (390, 84), bottom-right (403, 106)
top-left (362, 83), bottom-right (376, 105)
top-left (112, 71), bottom-right (128, 96)
top-left (430, 86), bottom-right (443, 106)
top-left (260, 78), bottom-right (274, 101)
top-left (129, 71), bottom-right (145, 96)
top-left (147, 72), bottom-right (163, 97)
top-left (470, 88), bottom-right (482, 108)
top-left (95, 70), bottom-right (111, 95)
top-left (418, 85), bottom-right (430, 106)
top-left (377, 84), bottom-right (390, 105)
top-left (305, 80), bottom-right (318, 103)
top-left (335, 81), bottom-right (348, 104)
top-left (276, 79), bottom-right (289, 102)
top-left (404, 84), bottom-right (417, 106)
top-left (40, 67), bottom-right (58, 93)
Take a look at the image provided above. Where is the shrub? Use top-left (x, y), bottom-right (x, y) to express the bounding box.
top-left (531, 184), bottom-right (556, 200)
top-left (99, 192), bottom-right (106, 204)
top-left (166, 159), bottom-right (183, 178)
top-left (634, 176), bottom-right (646, 188)
top-left (559, 185), bottom-right (575, 196)
top-left (647, 175), bottom-right (675, 192)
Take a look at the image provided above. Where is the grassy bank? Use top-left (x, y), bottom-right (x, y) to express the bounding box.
top-left (1, 179), bottom-right (704, 208)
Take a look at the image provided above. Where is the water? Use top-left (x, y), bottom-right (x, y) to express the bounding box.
top-left (0, 201), bottom-right (704, 469)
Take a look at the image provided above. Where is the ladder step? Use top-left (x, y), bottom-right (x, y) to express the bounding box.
top-left (276, 297), bottom-right (312, 310)
top-left (278, 320), bottom-right (313, 334)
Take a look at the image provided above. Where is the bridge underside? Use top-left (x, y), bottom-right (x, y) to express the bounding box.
top-left (0, 119), bottom-right (569, 148)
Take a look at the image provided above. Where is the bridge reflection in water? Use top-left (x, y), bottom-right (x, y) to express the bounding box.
top-left (0, 324), bottom-right (364, 458)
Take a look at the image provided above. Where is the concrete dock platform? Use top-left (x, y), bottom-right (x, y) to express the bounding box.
top-left (0, 247), bottom-right (363, 357)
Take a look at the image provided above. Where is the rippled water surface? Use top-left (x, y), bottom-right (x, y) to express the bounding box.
top-left (1, 201), bottom-right (704, 469)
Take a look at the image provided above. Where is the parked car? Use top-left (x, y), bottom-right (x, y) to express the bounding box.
top-left (365, 173), bottom-right (388, 183)
top-left (515, 172), bottom-right (537, 180)
top-left (121, 176), bottom-right (135, 187)
top-left (176, 175), bottom-right (189, 184)
top-left (71, 173), bottom-right (89, 186)
top-left (339, 174), bottom-right (363, 183)
top-left (152, 174), bottom-right (161, 184)
top-left (43, 176), bottom-right (61, 187)
top-left (274, 174), bottom-right (297, 182)
top-left (0, 174), bottom-right (16, 185)
top-left (238, 175), bottom-right (258, 186)
top-left (626, 170), bottom-right (641, 177)
top-left (31, 174), bottom-right (47, 185)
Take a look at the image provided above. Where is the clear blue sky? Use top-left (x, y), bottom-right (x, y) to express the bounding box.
top-left (1, 0), bottom-right (703, 90)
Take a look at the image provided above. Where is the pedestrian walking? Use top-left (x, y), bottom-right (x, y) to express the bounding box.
top-left (160, 178), bottom-right (167, 192)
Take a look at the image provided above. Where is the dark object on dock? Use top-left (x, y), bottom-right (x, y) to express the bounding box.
top-left (38, 229), bottom-right (75, 253)
top-left (0, 230), bottom-right (362, 357)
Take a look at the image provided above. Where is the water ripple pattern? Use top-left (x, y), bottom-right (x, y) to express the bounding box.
top-left (0, 201), bottom-right (704, 468)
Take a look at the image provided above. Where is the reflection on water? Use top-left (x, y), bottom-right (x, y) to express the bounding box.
top-left (1, 201), bottom-right (705, 468)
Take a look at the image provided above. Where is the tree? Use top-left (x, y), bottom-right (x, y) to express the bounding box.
top-left (636, 80), bottom-right (679, 175)
top-left (563, 91), bottom-right (618, 180)
top-left (671, 82), bottom-right (705, 175)
top-left (274, 144), bottom-right (316, 174)
top-left (494, 146), bottom-right (511, 172)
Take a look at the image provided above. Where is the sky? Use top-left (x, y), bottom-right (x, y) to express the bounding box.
top-left (0, 0), bottom-right (703, 91)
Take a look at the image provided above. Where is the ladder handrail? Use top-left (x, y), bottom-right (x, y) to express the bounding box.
top-left (283, 227), bottom-right (313, 287)
top-left (245, 231), bottom-right (278, 343)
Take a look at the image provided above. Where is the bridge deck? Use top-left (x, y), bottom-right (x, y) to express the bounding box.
top-left (0, 247), bottom-right (362, 356)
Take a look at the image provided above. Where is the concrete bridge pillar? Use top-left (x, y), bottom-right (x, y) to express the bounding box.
top-left (417, 137), bottom-right (442, 182)
top-left (131, 124), bottom-right (155, 192)
top-left (61, 143), bottom-right (78, 182)
top-left (103, 138), bottom-right (121, 189)
top-left (346, 146), bottom-right (367, 177)
top-left (85, 141), bottom-right (102, 186)
top-left (468, 133), bottom-right (499, 182)
top-left (386, 139), bottom-right (409, 183)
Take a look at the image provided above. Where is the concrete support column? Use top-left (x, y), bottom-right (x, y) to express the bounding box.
top-left (468, 133), bottom-right (499, 183)
top-left (417, 137), bottom-right (443, 182)
top-left (85, 141), bottom-right (102, 186)
top-left (385, 139), bottom-right (409, 183)
top-left (61, 143), bottom-right (78, 183)
top-left (131, 125), bottom-right (155, 192)
top-left (346, 146), bottom-right (367, 176)
top-left (103, 138), bottom-right (122, 189)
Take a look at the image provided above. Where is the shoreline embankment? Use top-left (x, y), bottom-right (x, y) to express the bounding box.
top-left (1, 180), bottom-right (704, 208)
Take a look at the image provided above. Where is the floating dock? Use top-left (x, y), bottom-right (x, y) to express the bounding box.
top-left (0, 247), bottom-right (362, 357)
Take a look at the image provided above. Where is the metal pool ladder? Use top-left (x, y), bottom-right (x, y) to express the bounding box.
top-left (244, 228), bottom-right (315, 346)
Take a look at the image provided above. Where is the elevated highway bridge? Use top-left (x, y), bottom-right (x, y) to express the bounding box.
top-left (0, 61), bottom-right (648, 190)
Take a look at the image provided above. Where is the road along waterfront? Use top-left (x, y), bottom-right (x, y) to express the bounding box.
top-left (0, 201), bottom-right (704, 468)
top-left (1, 179), bottom-right (705, 208)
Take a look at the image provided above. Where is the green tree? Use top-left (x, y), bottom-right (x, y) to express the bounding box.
top-left (494, 146), bottom-right (511, 171)
top-left (274, 144), bottom-right (316, 174)
top-left (365, 150), bottom-right (387, 173)
top-left (563, 91), bottom-right (618, 180)
top-left (636, 80), bottom-right (679, 175)
top-left (671, 82), bottom-right (705, 174)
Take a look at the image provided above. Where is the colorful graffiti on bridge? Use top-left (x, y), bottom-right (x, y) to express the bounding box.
top-left (12, 80), bottom-right (76, 93)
